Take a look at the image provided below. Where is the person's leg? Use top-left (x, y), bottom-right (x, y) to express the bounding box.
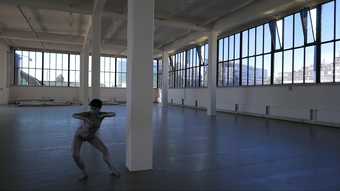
top-left (89, 136), bottom-right (120, 177)
top-left (72, 135), bottom-right (88, 181)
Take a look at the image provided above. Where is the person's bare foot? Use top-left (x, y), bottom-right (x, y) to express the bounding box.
top-left (110, 170), bottom-right (120, 178)
top-left (78, 174), bottom-right (88, 182)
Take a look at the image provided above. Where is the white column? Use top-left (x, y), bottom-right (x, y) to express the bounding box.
top-left (0, 43), bottom-right (9, 104)
top-left (80, 43), bottom-right (89, 105)
top-left (161, 51), bottom-right (169, 107)
top-left (91, 0), bottom-right (105, 100)
top-left (126, 0), bottom-right (154, 171)
top-left (207, 31), bottom-right (218, 116)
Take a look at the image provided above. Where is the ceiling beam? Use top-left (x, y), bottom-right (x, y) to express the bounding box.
top-left (104, 17), bottom-right (125, 40)
top-left (0, 30), bottom-right (84, 45)
top-left (29, 8), bottom-right (48, 32)
top-left (102, 12), bottom-right (209, 32)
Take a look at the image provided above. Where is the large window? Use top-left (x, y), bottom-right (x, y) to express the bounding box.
top-left (93, 56), bottom-right (127, 88)
top-left (69, 54), bottom-right (80, 87)
top-left (100, 56), bottom-right (115, 88)
top-left (116, 58), bottom-right (127, 88)
top-left (15, 49), bottom-right (127, 88)
top-left (217, 0), bottom-right (340, 87)
top-left (319, 0), bottom-right (340, 83)
top-left (218, 33), bottom-right (241, 86)
top-left (15, 50), bottom-right (43, 86)
top-left (169, 44), bottom-right (208, 88)
top-left (153, 58), bottom-right (163, 88)
top-left (15, 49), bottom-right (79, 87)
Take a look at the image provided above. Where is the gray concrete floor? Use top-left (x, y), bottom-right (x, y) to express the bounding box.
top-left (1, 104), bottom-right (340, 190)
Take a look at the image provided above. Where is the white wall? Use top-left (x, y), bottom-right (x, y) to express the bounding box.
top-left (9, 86), bottom-right (160, 104)
top-left (169, 84), bottom-right (340, 125)
top-left (9, 86), bottom-right (80, 103)
top-left (0, 43), bottom-right (9, 104)
top-left (168, 88), bottom-right (208, 108)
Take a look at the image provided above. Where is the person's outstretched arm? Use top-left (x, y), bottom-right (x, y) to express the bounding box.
top-left (100, 112), bottom-right (116, 118)
top-left (72, 112), bottom-right (90, 122)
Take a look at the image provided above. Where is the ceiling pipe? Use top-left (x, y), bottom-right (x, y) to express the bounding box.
top-left (17, 5), bottom-right (45, 49)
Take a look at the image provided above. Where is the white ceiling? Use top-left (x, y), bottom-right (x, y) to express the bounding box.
top-left (0, 0), bottom-right (326, 56)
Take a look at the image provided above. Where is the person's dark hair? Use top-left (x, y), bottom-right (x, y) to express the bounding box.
top-left (89, 99), bottom-right (103, 109)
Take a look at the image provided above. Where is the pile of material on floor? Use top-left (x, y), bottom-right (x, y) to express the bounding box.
top-left (15, 98), bottom-right (75, 107)
top-left (102, 98), bottom-right (126, 105)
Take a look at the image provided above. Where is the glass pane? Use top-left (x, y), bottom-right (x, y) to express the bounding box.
top-left (15, 50), bottom-right (23, 68)
top-left (228, 61), bottom-right (234, 86)
top-left (294, 48), bottom-right (304, 84)
top-left (70, 71), bottom-right (76, 83)
top-left (242, 31), bottom-right (248, 57)
top-left (36, 69), bottom-right (42, 82)
top-left (218, 63), bottom-right (223, 86)
top-left (264, 24), bottom-right (272, 53)
top-left (242, 58), bottom-right (248, 85)
top-left (50, 53), bottom-right (56, 69)
top-left (50, 70), bottom-right (57, 86)
top-left (336, 41), bottom-right (340, 82)
top-left (63, 71), bottom-right (68, 85)
top-left (70, 55), bottom-right (76, 70)
top-left (75, 55), bottom-right (80, 71)
top-left (89, 56), bottom-right (92, 72)
top-left (44, 53), bottom-right (50, 69)
top-left (56, 54), bottom-right (63, 70)
top-left (248, 57), bottom-right (255, 85)
top-left (105, 72), bottom-right (110, 87)
top-left (223, 37), bottom-right (228, 61)
top-left (88, 71), bottom-right (92, 87)
top-left (223, 62), bottom-right (228, 86)
top-left (256, 25), bottom-right (263, 55)
top-left (307, 8), bottom-right (317, 43)
top-left (249, 28), bottom-right (255, 56)
top-left (321, 42), bottom-right (334, 83)
top-left (105, 57), bottom-right (111, 72)
top-left (274, 52), bottom-right (282, 84)
top-left (121, 73), bottom-right (127, 88)
top-left (284, 15), bottom-right (293, 49)
top-left (283, 50), bottom-right (293, 84)
top-left (122, 58), bottom-right (127, 72)
top-left (23, 51), bottom-right (29, 68)
top-left (235, 34), bottom-right (240, 59)
top-left (276, 19), bottom-right (283, 49)
top-left (256, 56), bottom-right (263, 85)
top-left (263, 54), bottom-right (271, 85)
top-left (100, 72), bottom-right (104, 87)
top-left (229, 35), bottom-right (234, 60)
top-left (29, 51), bottom-right (35, 68)
top-left (63, 54), bottom-right (68, 70)
top-left (100, 57), bottom-right (105, 72)
top-left (57, 70), bottom-right (65, 86)
top-left (321, 1), bottom-right (334, 42)
top-left (205, 44), bottom-right (208, 63)
top-left (117, 58), bottom-right (121, 72)
top-left (234, 60), bottom-right (240, 86)
top-left (305, 46), bottom-right (316, 83)
top-left (294, 13), bottom-right (304, 47)
top-left (336, 0), bottom-right (340, 39)
top-left (43, 70), bottom-right (50, 86)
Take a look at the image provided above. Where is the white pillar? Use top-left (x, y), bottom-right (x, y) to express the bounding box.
top-left (126, 0), bottom-right (154, 171)
top-left (207, 31), bottom-right (218, 116)
top-left (80, 43), bottom-right (89, 105)
top-left (91, 0), bottom-right (105, 100)
top-left (161, 51), bottom-right (169, 107)
top-left (0, 43), bottom-right (9, 104)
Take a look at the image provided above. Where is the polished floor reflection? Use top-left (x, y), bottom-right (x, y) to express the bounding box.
top-left (1, 105), bottom-right (340, 190)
